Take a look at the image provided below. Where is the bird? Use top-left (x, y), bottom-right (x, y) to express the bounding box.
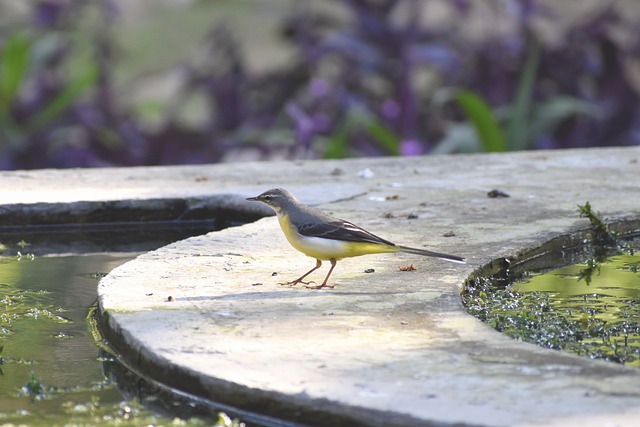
top-left (246, 188), bottom-right (465, 289)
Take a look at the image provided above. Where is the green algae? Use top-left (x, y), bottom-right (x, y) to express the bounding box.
top-left (463, 252), bottom-right (640, 366)
top-left (0, 254), bottom-right (243, 426)
top-left (464, 202), bottom-right (640, 366)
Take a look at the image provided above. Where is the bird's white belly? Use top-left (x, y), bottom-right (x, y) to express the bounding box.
top-left (291, 234), bottom-right (352, 260)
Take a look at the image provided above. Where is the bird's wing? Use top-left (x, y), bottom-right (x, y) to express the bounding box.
top-left (297, 219), bottom-right (396, 246)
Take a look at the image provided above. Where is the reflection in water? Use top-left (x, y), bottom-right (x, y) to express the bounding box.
top-left (464, 252), bottom-right (640, 367)
top-left (0, 255), bottom-right (135, 417)
top-left (0, 254), bottom-right (222, 425)
top-left (513, 253), bottom-right (640, 366)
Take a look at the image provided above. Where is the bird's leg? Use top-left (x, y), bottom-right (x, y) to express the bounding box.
top-left (305, 259), bottom-right (337, 289)
top-left (280, 259), bottom-right (322, 286)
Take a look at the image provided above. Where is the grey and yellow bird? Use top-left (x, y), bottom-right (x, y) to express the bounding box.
top-left (247, 188), bottom-right (465, 289)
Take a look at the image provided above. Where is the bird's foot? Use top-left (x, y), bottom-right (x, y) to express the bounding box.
top-left (304, 283), bottom-right (335, 290)
top-left (279, 279), bottom-right (314, 287)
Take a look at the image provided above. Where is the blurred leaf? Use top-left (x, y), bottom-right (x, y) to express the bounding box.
top-left (0, 32), bottom-right (30, 112)
top-left (324, 118), bottom-right (349, 159)
top-left (364, 120), bottom-right (400, 156)
top-left (324, 109), bottom-right (400, 158)
top-left (27, 64), bottom-right (98, 132)
top-left (528, 96), bottom-right (601, 141)
top-left (506, 37), bottom-right (541, 151)
top-left (432, 123), bottom-right (481, 154)
top-left (454, 89), bottom-right (506, 152)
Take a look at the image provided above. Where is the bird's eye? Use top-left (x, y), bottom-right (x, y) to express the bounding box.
top-left (264, 195), bottom-right (272, 201)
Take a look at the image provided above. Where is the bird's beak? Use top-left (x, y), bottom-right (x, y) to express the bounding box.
top-left (246, 196), bottom-right (258, 202)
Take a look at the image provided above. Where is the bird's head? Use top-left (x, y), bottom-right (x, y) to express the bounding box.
top-left (246, 188), bottom-right (296, 214)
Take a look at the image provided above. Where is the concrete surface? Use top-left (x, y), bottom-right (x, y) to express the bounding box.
top-left (3, 147), bottom-right (640, 426)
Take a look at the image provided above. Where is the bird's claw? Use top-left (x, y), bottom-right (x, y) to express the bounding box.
top-left (304, 283), bottom-right (335, 290)
top-left (279, 279), bottom-right (314, 287)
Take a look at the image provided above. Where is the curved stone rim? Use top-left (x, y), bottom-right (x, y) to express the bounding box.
top-left (97, 216), bottom-right (640, 426)
top-left (97, 220), bottom-right (640, 426)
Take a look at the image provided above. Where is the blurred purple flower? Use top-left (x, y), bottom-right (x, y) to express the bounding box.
top-left (400, 139), bottom-right (423, 156)
top-left (286, 103), bottom-right (316, 150)
top-left (409, 43), bottom-right (459, 72)
top-left (33, 0), bottom-right (67, 28)
top-left (381, 99), bottom-right (401, 120)
top-left (308, 78), bottom-right (330, 98)
top-left (2, 0), bottom-right (639, 169)
top-left (311, 113), bottom-right (331, 132)
top-left (450, 0), bottom-right (472, 14)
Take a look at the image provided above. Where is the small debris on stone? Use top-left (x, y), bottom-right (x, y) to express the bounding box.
top-left (487, 189), bottom-right (510, 198)
top-left (364, 268), bottom-right (375, 273)
top-left (385, 194), bottom-right (399, 200)
top-left (271, 272), bottom-right (278, 276)
top-left (195, 176), bottom-right (209, 182)
top-left (400, 321), bottom-right (409, 325)
top-left (145, 293), bottom-right (153, 296)
top-left (166, 296), bottom-right (174, 302)
top-left (399, 264), bottom-right (417, 271)
top-left (357, 168), bottom-right (375, 179)
top-left (443, 231), bottom-right (456, 237)
top-left (407, 213), bottom-right (418, 219)
top-left (330, 168), bottom-right (344, 176)
top-left (251, 283), bottom-right (263, 286)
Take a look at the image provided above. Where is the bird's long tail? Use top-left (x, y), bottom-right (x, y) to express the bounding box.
top-left (398, 245), bottom-right (466, 264)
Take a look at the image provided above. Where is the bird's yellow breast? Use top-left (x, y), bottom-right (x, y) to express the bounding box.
top-left (277, 214), bottom-right (397, 260)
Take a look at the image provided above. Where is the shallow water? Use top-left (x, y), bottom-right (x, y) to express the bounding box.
top-left (513, 253), bottom-right (640, 366)
top-left (0, 252), bottom-right (232, 425)
top-left (464, 251), bottom-right (640, 367)
top-left (0, 254), bottom-right (136, 422)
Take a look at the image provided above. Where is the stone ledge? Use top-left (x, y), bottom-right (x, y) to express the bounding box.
top-left (3, 147), bottom-right (640, 426)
